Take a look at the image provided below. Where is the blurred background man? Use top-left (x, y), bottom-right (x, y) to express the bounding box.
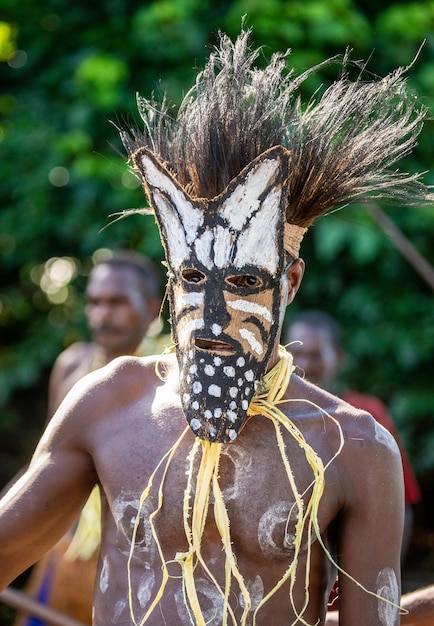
top-left (285, 309), bottom-right (422, 561)
top-left (47, 249), bottom-right (164, 416)
top-left (13, 249), bottom-right (165, 626)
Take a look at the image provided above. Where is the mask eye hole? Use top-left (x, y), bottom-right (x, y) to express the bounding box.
top-left (226, 275), bottom-right (263, 288)
top-left (182, 268), bottom-right (206, 284)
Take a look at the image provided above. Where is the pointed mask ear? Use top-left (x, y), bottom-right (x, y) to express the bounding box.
top-left (132, 148), bottom-right (204, 270)
top-left (217, 145), bottom-right (291, 274)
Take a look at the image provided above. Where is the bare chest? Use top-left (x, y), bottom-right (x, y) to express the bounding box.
top-left (93, 397), bottom-right (341, 625)
top-left (99, 409), bottom-right (339, 557)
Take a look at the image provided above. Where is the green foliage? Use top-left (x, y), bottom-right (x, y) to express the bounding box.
top-left (1, 0), bottom-right (434, 484)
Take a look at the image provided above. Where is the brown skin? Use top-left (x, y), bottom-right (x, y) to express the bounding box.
top-left (48, 263), bottom-right (160, 416)
top-left (0, 261), bottom-right (404, 625)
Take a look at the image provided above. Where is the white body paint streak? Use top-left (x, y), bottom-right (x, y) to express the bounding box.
top-left (239, 575), bottom-right (264, 611)
top-left (257, 501), bottom-right (298, 558)
top-left (179, 318), bottom-right (204, 346)
top-left (376, 567), bottom-right (399, 626)
top-left (220, 446), bottom-right (253, 501)
top-left (239, 328), bottom-right (263, 355)
top-left (112, 599), bottom-right (128, 623)
top-left (228, 299), bottom-right (273, 322)
top-left (174, 578), bottom-right (224, 625)
top-left (99, 555), bottom-right (109, 593)
top-left (112, 492), bottom-right (156, 562)
top-left (137, 570), bottom-right (156, 608)
top-left (175, 291), bottom-right (203, 312)
top-left (374, 421), bottom-right (398, 452)
top-left (111, 492), bottom-right (158, 618)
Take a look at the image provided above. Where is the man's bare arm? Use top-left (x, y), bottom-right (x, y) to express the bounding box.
top-left (399, 585), bottom-right (434, 626)
top-left (326, 585), bottom-right (434, 626)
top-left (0, 395), bottom-right (97, 589)
top-left (335, 415), bottom-right (405, 625)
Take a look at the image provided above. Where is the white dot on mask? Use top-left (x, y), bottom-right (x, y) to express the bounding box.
top-left (183, 393), bottom-right (190, 403)
top-left (229, 387), bottom-right (238, 398)
top-left (214, 408), bottom-right (222, 418)
top-left (192, 401), bottom-right (199, 410)
top-left (242, 400), bottom-right (249, 410)
top-left (229, 401), bottom-right (237, 410)
top-left (227, 410), bottom-right (237, 422)
top-left (205, 410), bottom-right (212, 419)
top-left (212, 324), bottom-right (222, 336)
top-left (223, 366), bottom-right (235, 377)
top-left (189, 364), bottom-right (197, 374)
top-left (237, 378), bottom-right (243, 386)
top-left (192, 381), bottom-right (202, 394)
top-left (236, 357), bottom-right (245, 367)
top-left (190, 418), bottom-right (201, 431)
top-left (214, 356), bottom-right (222, 366)
top-left (188, 350), bottom-right (193, 359)
top-left (245, 370), bottom-right (254, 381)
top-left (229, 429), bottom-right (237, 440)
top-left (208, 384), bottom-right (221, 397)
top-left (204, 364), bottom-right (215, 376)
top-left (245, 387), bottom-right (250, 396)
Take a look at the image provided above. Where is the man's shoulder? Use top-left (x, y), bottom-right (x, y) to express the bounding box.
top-left (88, 351), bottom-right (179, 397)
top-left (342, 389), bottom-right (396, 434)
top-left (297, 379), bottom-right (398, 452)
top-left (53, 342), bottom-right (95, 372)
top-left (335, 394), bottom-right (400, 460)
top-left (288, 375), bottom-right (371, 437)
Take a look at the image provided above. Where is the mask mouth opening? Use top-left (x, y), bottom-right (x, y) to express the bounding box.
top-left (194, 337), bottom-right (236, 355)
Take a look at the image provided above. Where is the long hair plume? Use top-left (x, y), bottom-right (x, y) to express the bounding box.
top-left (120, 28), bottom-right (433, 229)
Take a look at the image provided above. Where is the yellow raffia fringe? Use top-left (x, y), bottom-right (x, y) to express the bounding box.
top-left (128, 345), bottom-right (402, 625)
top-left (65, 484), bottom-right (101, 561)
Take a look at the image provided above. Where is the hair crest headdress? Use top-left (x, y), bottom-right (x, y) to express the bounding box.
top-left (120, 28), bottom-right (434, 258)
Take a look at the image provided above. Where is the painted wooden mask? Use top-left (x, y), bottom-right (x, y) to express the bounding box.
top-left (132, 145), bottom-right (290, 442)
